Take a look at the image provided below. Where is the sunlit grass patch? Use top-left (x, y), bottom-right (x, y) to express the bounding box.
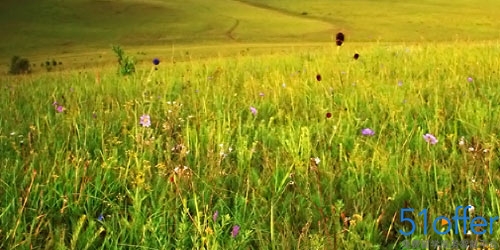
top-left (1, 41), bottom-right (500, 249)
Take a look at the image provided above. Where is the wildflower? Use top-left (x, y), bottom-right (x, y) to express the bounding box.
top-left (56, 106), bottom-right (64, 113)
top-left (326, 112), bottom-right (332, 118)
top-left (52, 101), bottom-right (58, 106)
top-left (213, 211), bottom-right (219, 222)
top-left (316, 74), bottom-right (322, 81)
top-left (259, 92), bottom-right (264, 97)
top-left (353, 53), bottom-right (359, 60)
top-left (468, 205), bottom-right (475, 214)
top-left (467, 77), bottom-right (473, 83)
top-left (282, 83), bottom-right (286, 88)
top-left (423, 133), bottom-right (438, 145)
top-left (458, 136), bottom-right (465, 146)
top-left (153, 58), bottom-right (160, 65)
top-left (250, 106), bottom-right (257, 115)
top-left (361, 128), bottom-right (375, 136)
top-left (398, 80), bottom-right (403, 87)
top-left (336, 32), bottom-right (344, 46)
top-left (232, 225), bottom-right (240, 238)
top-left (314, 157), bottom-right (320, 165)
top-left (97, 214), bottom-right (104, 221)
top-left (140, 114), bottom-right (151, 127)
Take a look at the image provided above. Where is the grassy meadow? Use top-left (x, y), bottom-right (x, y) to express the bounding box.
top-left (2, 0), bottom-right (500, 249)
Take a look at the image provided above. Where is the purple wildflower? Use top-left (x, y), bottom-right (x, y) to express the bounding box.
top-left (153, 58), bottom-right (160, 65)
top-left (97, 214), bottom-right (104, 221)
top-left (423, 133), bottom-right (438, 145)
top-left (140, 114), bottom-right (151, 127)
top-left (250, 106), bottom-right (257, 116)
top-left (52, 101), bottom-right (58, 106)
top-left (361, 128), bottom-right (375, 136)
top-left (232, 225), bottom-right (240, 238)
top-left (56, 106), bottom-right (64, 113)
top-left (213, 211), bottom-right (219, 222)
top-left (467, 77), bottom-right (473, 83)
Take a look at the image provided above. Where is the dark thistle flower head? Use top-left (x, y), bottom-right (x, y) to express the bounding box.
top-left (326, 112), bottom-right (332, 118)
top-left (353, 53), bottom-right (359, 60)
top-left (336, 32), bottom-right (345, 46)
top-left (153, 58), bottom-right (160, 65)
top-left (316, 74), bottom-right (322, 81)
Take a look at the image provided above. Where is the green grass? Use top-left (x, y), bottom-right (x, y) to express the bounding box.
top-left (0, 0), bottom-right (333, 60)
top-left (2, 41), bottom-right (500, 249)
top-left (2, 0), bottom-right (500, 73)
top-left (241, 0), bottom-right (500, 42)
top-left (3, 0), bottom-right (500, 249)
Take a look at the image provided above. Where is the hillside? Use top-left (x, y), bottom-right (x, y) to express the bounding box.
top-left (1, 0), bottom-right (500, 73)
top-left (0, 0), bottom-right (334, 59)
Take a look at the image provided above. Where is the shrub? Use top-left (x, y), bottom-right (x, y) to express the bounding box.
top-left (9, 56), bottom-right (31, 75)
top-left (112, 45), bottom-right (136, 76)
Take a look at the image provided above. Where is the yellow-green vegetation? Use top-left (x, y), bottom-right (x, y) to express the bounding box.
top-left (2, 41), bottom-right (500, 249)
top-left (241, 0), bottom-right (500, 42)
top-left (3, 0), bottom-right (500, 73)
top-left (2, 0), bottom-right (500, 249)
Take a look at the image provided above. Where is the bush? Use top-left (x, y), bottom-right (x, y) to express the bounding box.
top-left (112, 45), bottom-right (136, 76)
top-left (9, 56), bottom-right (31, 74)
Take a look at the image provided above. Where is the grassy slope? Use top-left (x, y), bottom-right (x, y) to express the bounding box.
top-left (241, 0), bottom-right (500, 42)
top-left (0, 0), bottom-right (333, 58)
top-left (2, 0), bottom-right (500, 74)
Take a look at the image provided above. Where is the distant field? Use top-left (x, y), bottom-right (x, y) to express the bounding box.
top-left (1, 0), bottom-right (500, 73)
top-left (0, 0), bottom-right (332, 59)
top-left (242, 0), bottom-right (500, 42)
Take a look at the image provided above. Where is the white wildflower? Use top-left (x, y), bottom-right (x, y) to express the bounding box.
top-left (314, 157), bottom-right (320, 165)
